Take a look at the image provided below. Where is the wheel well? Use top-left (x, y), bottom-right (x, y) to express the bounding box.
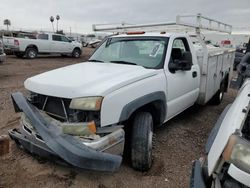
top-left (128, 100), bottom-right (166, 127)
top-left (26, 45), bottom-right (38, 52)
top-left (73, 47), bottom-right (81, 52)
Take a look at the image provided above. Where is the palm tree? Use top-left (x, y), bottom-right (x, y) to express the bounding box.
top-left (50, 16), bottom-right (55, 32)
top-left (56, 15), bottom-right (60, 32)
top-left (3, 19), bottom-right (11, 31)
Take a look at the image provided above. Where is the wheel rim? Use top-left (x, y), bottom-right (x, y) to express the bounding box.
top-left (29, 50), bottom-right (36, 58)
top-left (74, 51), bottom-right (80, 57)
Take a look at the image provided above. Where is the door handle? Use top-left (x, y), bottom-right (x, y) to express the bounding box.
top-left (192, 71), bottom-right (197, 78)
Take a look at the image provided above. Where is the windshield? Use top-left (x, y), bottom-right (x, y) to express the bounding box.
top-left (89, 36), bottom-right (169, 69)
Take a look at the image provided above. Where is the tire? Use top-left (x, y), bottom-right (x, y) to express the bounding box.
top-left (131, 111), bottom-right (153, 171)
top-left (15, 52), bottom-right (24, 58)
top-left (25, 48), bottom-right (37, 59)
top-left (211, 82), bottom-right (225, 105)
top-left (72, 48), bottom-right (81, 58)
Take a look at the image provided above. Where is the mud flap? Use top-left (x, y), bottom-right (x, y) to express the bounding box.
top-left (10, 92), bottom-right (122, 172)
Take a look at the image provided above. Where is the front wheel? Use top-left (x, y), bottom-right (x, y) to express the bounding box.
top-left (72, 48), bottom-right (81, 58)
top-left (131, 112), bottom-right (153, 171)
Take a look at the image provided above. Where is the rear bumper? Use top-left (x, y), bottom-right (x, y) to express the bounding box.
top-left (10, 92), bottom-right (124, 172)
top-left (0, 53), bottom-right (6, 62)
top-left (190, 160), bottom-right (206, 188)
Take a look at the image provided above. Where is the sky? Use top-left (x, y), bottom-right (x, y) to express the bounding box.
top-left (0, 0), bottom-right (250, 34)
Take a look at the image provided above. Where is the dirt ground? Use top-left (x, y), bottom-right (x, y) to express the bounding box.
top-left (0, 48), bottom-right (237, 188)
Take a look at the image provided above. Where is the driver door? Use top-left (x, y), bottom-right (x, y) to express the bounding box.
top-left (165, 37), bottom-right (200, 120)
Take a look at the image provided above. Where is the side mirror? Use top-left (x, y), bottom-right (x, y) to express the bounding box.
top-left (169, 51), bottom-right (193, 73)
top-left (178, 60), bottom-right (192, 71)
top-left (169, 59), bottom-right (192, 72)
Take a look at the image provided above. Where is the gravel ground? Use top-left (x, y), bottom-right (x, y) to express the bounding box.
top-left (0, 49), bottom-right (237, 188)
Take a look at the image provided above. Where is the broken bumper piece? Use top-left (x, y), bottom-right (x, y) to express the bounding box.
top-left (9, 92), bottom-right (124, 172)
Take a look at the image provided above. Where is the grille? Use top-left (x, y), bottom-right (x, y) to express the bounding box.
top-left (29, 93), bottom-right (86, 122)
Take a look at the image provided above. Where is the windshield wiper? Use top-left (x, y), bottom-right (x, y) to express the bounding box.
top-left (110, 60), bottom-right (137, 65)
top-left (88, 59), bottom-right (104, 62)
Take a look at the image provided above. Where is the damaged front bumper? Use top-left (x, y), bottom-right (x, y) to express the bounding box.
top-left (190, 160), bottom-right (206, 188)
top-left (9, 92), bottom-right (125, 172)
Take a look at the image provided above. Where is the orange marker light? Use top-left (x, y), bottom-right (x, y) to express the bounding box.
top-left (87, 121), bottom-right (97, 133)
top-left (126, 31), bottom-right (145, 35)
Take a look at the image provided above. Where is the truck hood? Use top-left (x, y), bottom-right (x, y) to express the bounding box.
top-left (207, 79), bottom-right (250, 175)
top-left (24, 62), bottom-right (157, 98)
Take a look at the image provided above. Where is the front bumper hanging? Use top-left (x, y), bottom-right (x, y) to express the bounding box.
top-left (9, 92), bottom-right (123, 172)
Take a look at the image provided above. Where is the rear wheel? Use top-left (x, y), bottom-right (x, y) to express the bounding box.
top-left (25, 48), bottom-right (37, 59)
top-left (72, 48), bottom-right (81, 58)
top-left (131, 111), bottom-right (153, 171)
top-left (211, 82), bottom-right (225, 105)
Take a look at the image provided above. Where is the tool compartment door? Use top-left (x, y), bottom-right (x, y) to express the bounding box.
top-left (214, 54), bottom-right (224, 93)
top-left (206, 55), bottom-right (218, 101)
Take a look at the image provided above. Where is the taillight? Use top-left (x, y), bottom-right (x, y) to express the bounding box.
top-left (14, 39), bottom-right (19, 46)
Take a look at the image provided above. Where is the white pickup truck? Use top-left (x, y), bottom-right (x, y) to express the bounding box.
top-left (13, 33), bottom-right (82, 59)
top-left (9, 15), bottom-right (235, 172)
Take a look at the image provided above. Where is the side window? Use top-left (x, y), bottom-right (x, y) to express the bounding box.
top-left (37, 34), bottom-right (48, 40)
top-left (61, 36), bottom-right (69, 42)
top-left (52, 35), bottom-right (62, 42)
top-left (170, 38), bottom-right (191, 62)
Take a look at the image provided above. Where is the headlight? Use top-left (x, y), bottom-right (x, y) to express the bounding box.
top-left (69, 97), bottom-right (103, 111)
top-left (223, 134), bottom-right (250, 174)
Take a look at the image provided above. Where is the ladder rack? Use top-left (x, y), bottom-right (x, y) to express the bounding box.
top-left (92, 14), bottom-right (232, 34)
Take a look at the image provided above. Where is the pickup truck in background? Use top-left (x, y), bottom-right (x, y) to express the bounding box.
top-left (13, 33), bottom-right (83, 59)
top-left (2, 36), bottom-right (16, 54)
top-left (9, 14), bottom-right (235, 172)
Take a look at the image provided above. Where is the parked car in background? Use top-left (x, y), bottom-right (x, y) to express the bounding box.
top-left (0, 39), bottom-right (6, 64)
top-left (89, 39), bottom-right (101, 48)
top-left (81, 34), bottom-right (97, 47)
top-left (234, 51), bottom-right (245, 70)
top-left (13, 33), bottom-right (82, 59)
